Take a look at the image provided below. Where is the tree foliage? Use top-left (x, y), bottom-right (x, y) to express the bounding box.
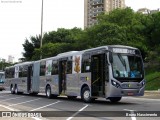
top-left (22, 8), bottom-right (160, 62)
top-left (22, 35), bottom-right (40, 61)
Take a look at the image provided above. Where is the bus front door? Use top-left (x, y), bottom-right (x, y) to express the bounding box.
top-left (59, 60), bottom-right (67, 94)
top-left (91, 54), bottom-right (105, 97)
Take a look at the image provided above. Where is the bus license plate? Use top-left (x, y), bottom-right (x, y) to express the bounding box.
top-left (128, 92), bottom-right (134, 96)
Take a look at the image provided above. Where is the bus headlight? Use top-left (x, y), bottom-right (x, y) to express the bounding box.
top-left (111, 80), bottom-right (120, 88)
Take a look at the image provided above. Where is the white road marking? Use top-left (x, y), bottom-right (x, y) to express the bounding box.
top-left (124, 109), bottom-right (136, 120)
top-left (8, 98), bottom-right (42, 106)
top-left (0, 104), bottom-right (19, 111)
top-left (30, 101), bottom-right (61, 111)
top-left (0, 104), bottom-right (45, 120)
top-left (66, 104), bottom-right (89, 120)
top-left (0, 96), bottom-right (25, 102)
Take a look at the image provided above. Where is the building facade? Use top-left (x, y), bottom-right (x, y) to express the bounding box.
top-left (8, 55), bottom-right (14, 63)
top-left (84, 0), bottom-right (125, 28)
top-left (137, 8), bottom-right (160, 14)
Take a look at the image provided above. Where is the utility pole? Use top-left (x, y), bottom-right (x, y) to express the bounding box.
top-left (40, 0), bottom-right (44, 59)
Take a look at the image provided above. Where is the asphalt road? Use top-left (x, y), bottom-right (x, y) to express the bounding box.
top-left (0, 91), bottom-right (160, 120)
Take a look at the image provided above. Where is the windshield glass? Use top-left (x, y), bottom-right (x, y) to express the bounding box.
top-left (111, 53), bottom-right (143, 79)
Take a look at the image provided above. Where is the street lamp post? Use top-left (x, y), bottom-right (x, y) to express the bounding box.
top-left (40, 0), bottom-right (44, 59)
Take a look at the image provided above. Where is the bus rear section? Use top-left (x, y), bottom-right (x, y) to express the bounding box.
top-left (4, 62), bottom-right (40, 94)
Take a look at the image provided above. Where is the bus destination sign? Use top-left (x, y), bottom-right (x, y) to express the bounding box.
top-left (112, 48), bottom-right (135, 54)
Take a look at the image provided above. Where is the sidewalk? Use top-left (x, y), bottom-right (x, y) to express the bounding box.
top-left (143, 90), bottom-right (160, 99)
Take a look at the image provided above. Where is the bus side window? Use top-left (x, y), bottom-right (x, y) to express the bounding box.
top-left (82, 54), bottom-right (91, 73)
top-left (5, 69), bottom-right (9, 78)
top-left (67, 60), bottom-right (72, 74)
top-left (10, 68), bottom-right (15, 78)
top-left (40, 61), bottom-right (46, 76)
top-left (19, 66), bottom-right (23, 78)
top-left (52, 60), bottom-right (58, 75)
top-left (22, 65), bottom-right (28, 77)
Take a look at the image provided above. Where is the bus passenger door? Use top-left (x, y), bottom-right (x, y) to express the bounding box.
top-left (91, 54), bottom-right (105, 97)
top-left (59, 60), bottom-right (67, 94)
top-left (27, 65), bottom-right (32, 92)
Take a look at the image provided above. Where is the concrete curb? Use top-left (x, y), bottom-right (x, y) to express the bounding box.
top-left (144, 90), bottom-right (160, 99)
top-left (145, 90), bottom-right (160, 94)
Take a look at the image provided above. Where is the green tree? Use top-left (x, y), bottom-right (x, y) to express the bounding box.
top-left (24, 28), bottom-right (83, 60)
top-left (96, 8), bottom-right (148, 59)
top-left (22, 35), bottom-right (40, 61)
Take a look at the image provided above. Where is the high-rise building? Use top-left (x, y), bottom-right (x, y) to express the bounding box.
top-left (84, 0), bottom-right (125, 28)
top-left (8, 55), bottom-right (14, 63)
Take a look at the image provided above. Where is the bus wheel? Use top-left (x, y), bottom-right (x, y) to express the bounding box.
top-left (11, 85), bottom-right (15, 94)
top-left (81, 86), bottom-right (92, 103)
top-left (46, 86), bottom-right (52, 99)
top-left (108, 97), bottom-right (122, 103)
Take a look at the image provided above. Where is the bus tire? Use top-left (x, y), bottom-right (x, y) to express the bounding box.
top-left (108, 97), bottom-right (122, 103)
top-left (46, 86), bottom-right (52, 99)
top-left (81, 86), bottom-right (92, 103)
top-left (11, 85), bottom-right (15, 94)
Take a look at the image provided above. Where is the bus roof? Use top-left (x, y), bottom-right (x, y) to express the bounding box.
top-left (5, 45), bottom-right (140, 69)
top-left (108, 45), bottom-right (138, 50)
top-left (14, 61), bottom-right (34, 66)
top-left (57, 51), bottom-right (79, 57)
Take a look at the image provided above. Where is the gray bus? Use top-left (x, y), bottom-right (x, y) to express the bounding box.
top-left (5, 45), bottom-right (145, 102)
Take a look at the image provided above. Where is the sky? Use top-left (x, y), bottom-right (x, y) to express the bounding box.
top-left (0, 0), bottom-right (159, 62)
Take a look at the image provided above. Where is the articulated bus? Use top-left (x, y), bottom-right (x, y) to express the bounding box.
top-left (5, 45), bottom-right (145, 102)
top-left (0, 71), bottom-right (5, 91)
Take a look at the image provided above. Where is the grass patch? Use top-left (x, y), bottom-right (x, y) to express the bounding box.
top-left (145, 71), bottom-right (160, 90)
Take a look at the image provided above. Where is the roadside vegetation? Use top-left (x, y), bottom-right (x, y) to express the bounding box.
top-left (145, 64), bottom-right (160, 90)
top-left (145, 71), bottom-right (160, 90)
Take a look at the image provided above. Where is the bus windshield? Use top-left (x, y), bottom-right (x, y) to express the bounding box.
top-left (111, 53), bottom-right (143, 79)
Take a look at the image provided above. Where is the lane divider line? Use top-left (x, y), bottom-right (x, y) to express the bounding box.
top-left (30, 101), bottom-right (61, 111)
top-left (0, 104), bottom-right (19, 111)
top-left (0, 96), bottom-right (25, 102)
top-left (66, 104), bottom-right (89, 120)
top-left (8, 98), bottom-right (42, 107)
